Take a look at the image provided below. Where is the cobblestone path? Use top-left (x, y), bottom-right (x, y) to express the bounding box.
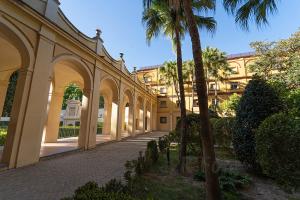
top-left (0, 132), bottom-right (166, 200)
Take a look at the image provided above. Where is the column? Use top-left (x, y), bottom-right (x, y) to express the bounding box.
top-left (78, 88), bottom-right (93, 149)
top-left (3, 37), bottom-right (55, 168)
top-left (116, 83), bottom-right (124, 140)
top-left (86, 68), bottom-right (100, 149)
top-left (149, 101), bottom-right (153, 132)
top-left (2, 69), bottom-right (33, 167)
top-left (44, 91), bottom-right (64, 143)
top-left (103, 97), bottom-right (112, 135)
top-left (131, 93), bottom-right (136, 136)
top-left (142, 100), bottom-right (146, 134)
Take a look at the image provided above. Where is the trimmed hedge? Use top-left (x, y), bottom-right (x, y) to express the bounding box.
top-left (58, 126), bottom-right (80, 138)
top-left (256, 110), bottom-right (300, 188)
top-left (233, 78), bottom-right (283, 170)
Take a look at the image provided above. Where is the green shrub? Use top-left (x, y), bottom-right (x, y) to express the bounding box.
top-left (63, 181), bottom-right (137, 200)
top-left (211, 117), bottom-right (235, 148)
top-left (135, 151), bottom-right (146, 176)
top-left (101, 179), bottom-right (126, 194)
top-left (256, 110), bottom-right (300, 188)
top-left (194, 169), bottom-right (251, 200)
top-left (158, 136), bottom-right (169, 153)
top-left (194, 170), bottom-right (205, 182)
top-left (234, 78), bottom-right (283, 170)
top-left (284, 89), bottom-right (300, 111)
top-left (145, 140), bottom-right (159, 165)
top-left (175, 114), bottom-right (202, 155)
top-left (58, 126), bottom-right (80, 138)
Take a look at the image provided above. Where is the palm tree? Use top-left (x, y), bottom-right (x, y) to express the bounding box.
top-left (143, 0), bottom-right (216, 173)
top-left (202, 47), bottom-right (232, 112)
top-left (183, 60), bottom-right (195, 113)
top-left (223, 0), bottom-right (279, 30)
top-left (180, 0), bottom-right (222, 199)
top-left (159, 61), bottom-right (180, 100)
top-left (144, 0), bottom-right (221, 198)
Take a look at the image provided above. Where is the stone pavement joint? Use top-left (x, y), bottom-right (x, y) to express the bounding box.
top-left (0, 132), bottom-right (166, 200)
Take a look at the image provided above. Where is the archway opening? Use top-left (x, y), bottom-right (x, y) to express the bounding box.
top-left (40, 58), bottom-right (91, 157)
top-left (0, 26), bottom-right (26, 167)
top-left (135, 96), bottom-right (144, 134)
top-left (145, 101), bottom-right (151, 132)
top-left (99, 78), bottom-right (119, 142)
top-left (121, 90), bottom-right (134, 138)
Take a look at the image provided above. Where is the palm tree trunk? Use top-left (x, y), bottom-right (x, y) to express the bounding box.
top-left (214, 80), bottom-right (218, 112)
top-left (182, 0), bottom-right (221, 199)
top-left (191, 73), bottom-right (194, 113)
top-left (175, 26), bottom-right (187, 174)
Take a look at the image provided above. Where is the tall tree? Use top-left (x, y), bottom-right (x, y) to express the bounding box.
top-left (184, 60), bottom-right (195, 113)
top-left (202, 47), bottom-right (232, 111)
top-left (223, 0), bottom-right (279, 30)
top-left (180, 0), bottom-right (222, 199)
top-left (144, 0), bottom-right (221, 198)
top-left (143, 0), bottom-right (216, 173)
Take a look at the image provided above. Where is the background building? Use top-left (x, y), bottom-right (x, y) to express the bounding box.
top-left (136, 52), bottom-right (256, 131)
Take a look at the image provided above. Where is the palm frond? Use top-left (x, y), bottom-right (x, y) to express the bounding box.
top-left (194, 16), bottom-right (217, 34)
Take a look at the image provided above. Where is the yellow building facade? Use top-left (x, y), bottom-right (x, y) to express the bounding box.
top-left (136, 53), bottom-right (256, 131)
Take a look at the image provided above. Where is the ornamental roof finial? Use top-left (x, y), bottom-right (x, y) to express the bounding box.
top-left (96, 29), bottom-right (102, 39)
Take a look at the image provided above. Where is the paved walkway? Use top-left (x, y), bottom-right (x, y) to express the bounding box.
top-left (0, 132), bottom-right (166, 200)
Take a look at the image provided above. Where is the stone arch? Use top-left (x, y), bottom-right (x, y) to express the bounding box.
top-left (42, 54), bottom-right (94, 150)
top-left (99, 76), bottom-right (120, 140)
top-left (0, 16), bottom-right (34, 71)
top-left (50, 54), bottom-right (93, 90)
top-left (135, 94), bottom-right (144, 133)
top-left (0, 16), bottom-right (35, 166)
top-left (121, 88), bottom-right (134, 137)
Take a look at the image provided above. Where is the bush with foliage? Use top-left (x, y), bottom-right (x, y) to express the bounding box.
top-left (218, 93), bottom-right (241, 117)
top-left (158, 136), bottom-right (169, 153)
top-left (256, 110), bottom-right (300, 188)
top-left (211, 117), bottom-right (235, 148)
top-left (175, 114), bottom-right (202, 155)
top-left (194, 169), bottom-right (251, 200)
top-left (145, 140), bottom-right (159, 165)
top-left (233, 78), bottom-right (283, 170)
top-left (62, 181), bottom-right (137, 200)
top-left (284, 88), bottom-right (300, 111)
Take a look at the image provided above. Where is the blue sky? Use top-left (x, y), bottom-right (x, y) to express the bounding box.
top-left (60, 0), bottom-right (300, 71)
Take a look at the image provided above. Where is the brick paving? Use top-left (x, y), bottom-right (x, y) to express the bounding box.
top-left (0, 132), bottom-right (166, 200)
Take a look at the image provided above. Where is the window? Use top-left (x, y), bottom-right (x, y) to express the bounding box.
top-left (230, 66), bottom-right (239, 74)
top-left (160, 87), bottom-right (167, 94)
top-left (230, 82), bottom-right (239, 90)
top-left (160, 101), bottom-right (167, 108)
top-left (209, 83), bottom-right (218, 91)
top-left (193, 99), bottom-right (199, 107)
top-left (144, 76), bottom-right (152, 83)
top-left (69, 107), bottom-right (76, 117)
top-left (212, 98), bottom-right (219, 106)
top-left (160, 117), bottom-right (167, 124)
